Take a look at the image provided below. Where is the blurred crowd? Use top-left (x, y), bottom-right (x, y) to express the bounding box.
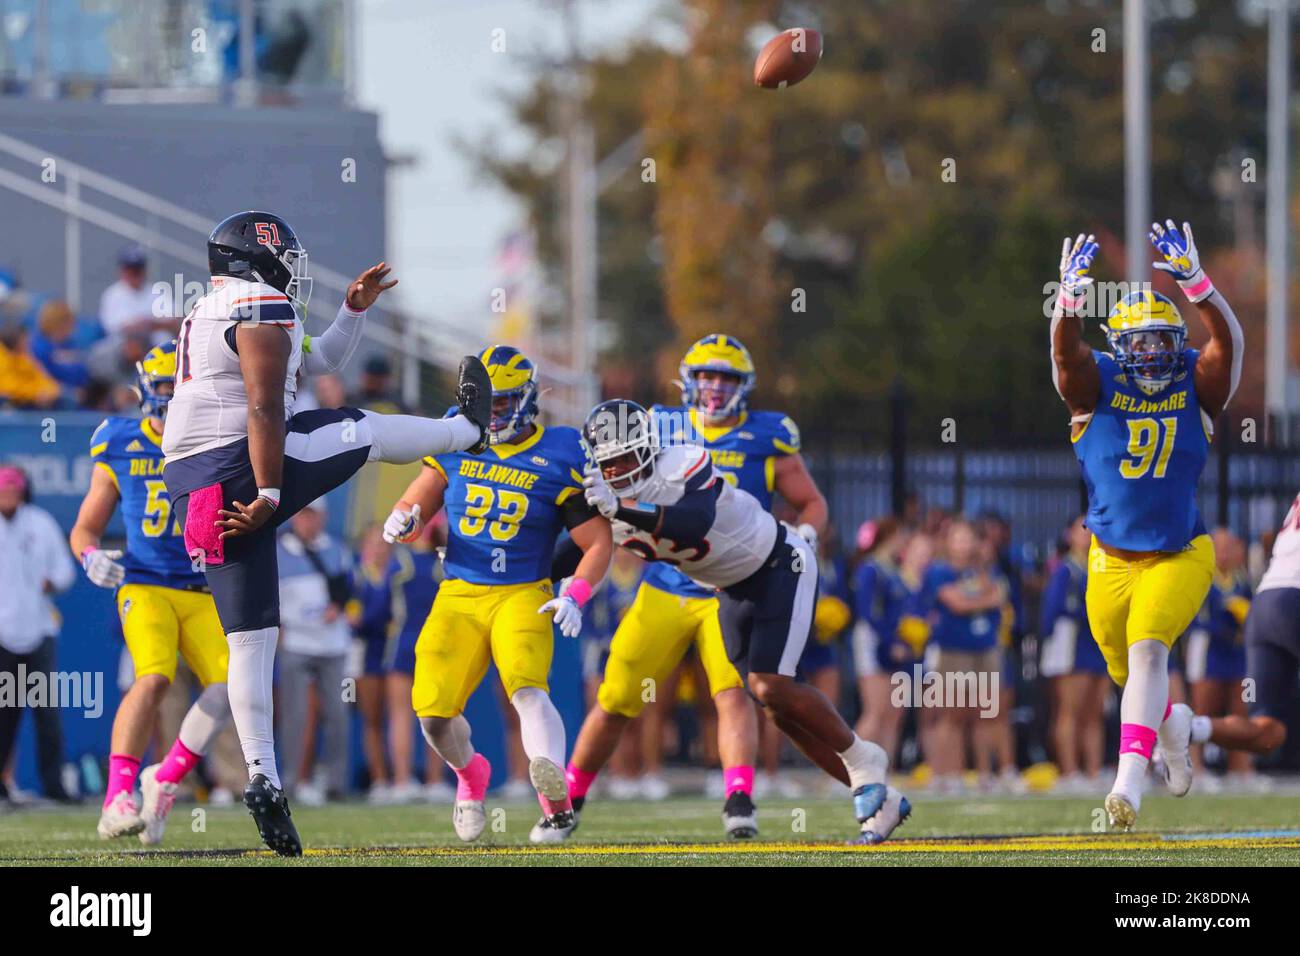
top-left (0, 245), bottom-right (406, 417)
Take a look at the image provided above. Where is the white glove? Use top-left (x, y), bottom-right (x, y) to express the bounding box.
top-left (383, 503), bottom-right (422, 544)
top-left (1149, 219), bottom-right (1214, 302)
top-left (1057, 233), bottom-right (1098, 311)
top-left (583, 468), bottom-right (619, 519)
top-left (539, 594), bottom-right (584, 638)
top-left (82, 548), bottom-right (125, 589)
top-left (795, 522), bottom-right (820, 554)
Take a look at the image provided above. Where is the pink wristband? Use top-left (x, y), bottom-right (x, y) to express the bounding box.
top-left (1181, 274), bottom-right (1213, 301)
top-left (565, 578), bottom-right (593, 608)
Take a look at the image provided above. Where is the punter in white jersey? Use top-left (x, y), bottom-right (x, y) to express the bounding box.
top-left (580, 399), bottom-right (909, 843)
top-left (161, 210), bottom-right (493, 856)
top-left (1180, 492), bottom-right (1300, 759)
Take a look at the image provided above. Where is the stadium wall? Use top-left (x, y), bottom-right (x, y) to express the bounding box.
top-left (0, 98), bottom-right (386, 323)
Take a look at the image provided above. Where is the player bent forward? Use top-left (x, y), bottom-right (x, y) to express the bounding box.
top-left (581, 400), bottom-right (909, 843)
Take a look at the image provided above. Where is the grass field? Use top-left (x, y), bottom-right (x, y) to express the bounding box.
top-left (5, 792), bottom-right (1300, 866)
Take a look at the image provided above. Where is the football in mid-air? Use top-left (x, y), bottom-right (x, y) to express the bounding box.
top-left (753, 28), bottom-right (823, 89)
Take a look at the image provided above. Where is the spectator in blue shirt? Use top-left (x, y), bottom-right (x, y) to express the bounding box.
top-left (30, 300), bottom-right (90, 406)
top-left (924, 519), bottom-right (1007, 793)
top-left (851, 517), bottom-right (912, 763)
top-left (347, 524), bottom-right (393, 802)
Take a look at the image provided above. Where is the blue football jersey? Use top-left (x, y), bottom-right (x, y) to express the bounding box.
top-left (426, 424), bottom-right (586, 586)
top-left (642, 406), bottom-right (802, 598)
top-left (90, 416), bottom-right (205, 589)
top-left (1074, 350), bottom-right (1210, 552)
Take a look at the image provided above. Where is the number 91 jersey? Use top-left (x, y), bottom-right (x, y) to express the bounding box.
top-left (424, 424), bottom-right (586, 586)
top-left (90, 416), bottom-right (205, 589)
top-left (1074, 349), bottom-right (1209, 552)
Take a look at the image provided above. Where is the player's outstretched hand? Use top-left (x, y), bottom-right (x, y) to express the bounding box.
top-left (539, 593), bottom-right (583, 638)
top-left (583, 467), bottom-right (618, 519)
top-left (81, 547), bottom-right (125, 589)
top-left (1150, 218), bottom-right (1209, 283)
top-left (216, 498), bottom-right (276, 540)
top-left (1058, 233), bottom-right (1098, 302)
top-left (346, 262), bottom-right (398, 311)
top-left (383, 502), bottom-right (422, 544)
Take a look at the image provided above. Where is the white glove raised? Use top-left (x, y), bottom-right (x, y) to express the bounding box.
top-left (383, 502), bottom-right (422, 544)
top-left (81, 548), bottom-right (125, 589)
top-left (538, 593), bottom-right (583, 638)
top-left (1149, 219), bottom-right (1214, 303)
top-left (582, 468), bottom-right (619, 519)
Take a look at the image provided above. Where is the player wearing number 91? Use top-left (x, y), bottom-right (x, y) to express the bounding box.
top-left (384, 345), bottom-right (612, 844)
top-left (1051, 220), bottom-right (1244, 831)
top-left (70, 341), bottom-right (232, 847)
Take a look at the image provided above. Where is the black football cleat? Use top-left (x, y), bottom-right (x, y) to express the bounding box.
top-left (722, 791), bottom-right (758, 839)
top-left (456, 355), bottom-right (493, 454)
top-left (244, 774), bottom-right (302, 857)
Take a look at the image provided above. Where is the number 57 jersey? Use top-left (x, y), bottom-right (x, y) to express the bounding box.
top-left (1074, 348), bottom-right (1209, 552)
top-left (424, 424), bottom-right (587, 585)
top-left (90, 416), bottom-right (206, 589)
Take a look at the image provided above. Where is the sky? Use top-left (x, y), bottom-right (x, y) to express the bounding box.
top-left (355, 0), bottom-right (669, 333)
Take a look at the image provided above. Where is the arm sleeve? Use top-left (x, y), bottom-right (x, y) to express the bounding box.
top-left (1208, 290), bottom-right (1245, 407)
top-left (561, 493), bottom-right (600, 531)
top-left (301, 301), bottom-right (367, 376)
top-left (654, 484), bottom-right (718, 542)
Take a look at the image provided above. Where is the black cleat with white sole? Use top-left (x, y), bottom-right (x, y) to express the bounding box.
top-left (244, 774), bottom-right (302, 857)
top-left (456, 355), bottom-right (493, 454)
top-left (722, 791), bottom-right (758, 839)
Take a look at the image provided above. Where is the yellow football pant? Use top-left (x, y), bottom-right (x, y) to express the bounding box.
top-left (116, 583), bottom-right (228, 686)
top-left (597, 583), bottom-right (744, 718)
top-left (412, 578), bottom-right (555, 718)
top-left (1085, 533), bottom-right (1214, 687)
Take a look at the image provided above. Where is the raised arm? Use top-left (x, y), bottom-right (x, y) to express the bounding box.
top-left (1148, 220), bottom-right (1243, 420)
top-left (1050, 234), bottom-right (1102, 423)
top-left (301, 263), bottom-right (397, 376)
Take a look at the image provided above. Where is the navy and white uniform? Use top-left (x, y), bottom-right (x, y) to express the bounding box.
top-left (162, 278), bottom-right (383, 634)
top-left (610, 444), bottom-right (817, 678)
top-left (1245, 493), bottom-right (1300, 720)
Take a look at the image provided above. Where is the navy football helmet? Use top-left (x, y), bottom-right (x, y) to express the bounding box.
top-left (207, 210), bottom-right (312, 310)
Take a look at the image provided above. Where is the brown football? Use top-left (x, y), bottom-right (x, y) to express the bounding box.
top-left (753, 28), bottom-right (823, 89)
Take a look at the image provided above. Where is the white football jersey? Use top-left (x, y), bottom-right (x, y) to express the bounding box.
top-left (612, 444), bottom-right (778, 590)
top-left (1258, 492), bottom-right (1300, 593)
top-left (163, 276), bottom-right (304, 463)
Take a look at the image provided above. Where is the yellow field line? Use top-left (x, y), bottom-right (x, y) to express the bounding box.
top-left (259, 835), bottom-right (1300, 859)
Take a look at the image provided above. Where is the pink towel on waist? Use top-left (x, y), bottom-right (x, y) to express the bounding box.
top-left (184, 483), bottom-right (226, 567)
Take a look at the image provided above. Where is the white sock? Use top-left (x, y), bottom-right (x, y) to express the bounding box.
top-left (361, 411), bottom-right (479, 463)
top-left (838, 736), bottom-right (887, 790)
top-left (226, 626), bottom-right (281, 789)
top-left (1190, 714), bottom-right (1212, 744)
top-left (1120, 640), bottom-right (1170, 730)
top-left (1114, 753), bottom-right (1148, 803)
top-left (419, 715), bottom-right (475, 770)
top-left (510, 687), bottom-right (566, 769)
top-left (177, 681), bottom-right (231, 755)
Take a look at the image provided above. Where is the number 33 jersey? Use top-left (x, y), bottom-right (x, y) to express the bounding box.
top-left (425, 424), bottom-right (586, 586)
top-left (1074, 348), bottom-right (1209, 552)
top-left (91, 416), bottom-right (205, 589)
top-left (612, 444), bottom-right (778, 591)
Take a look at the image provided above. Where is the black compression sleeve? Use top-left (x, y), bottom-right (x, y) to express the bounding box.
top-left (561, 493), bottom-right (600, 531)
top-left (614, 505), bottom-right (661, 534)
